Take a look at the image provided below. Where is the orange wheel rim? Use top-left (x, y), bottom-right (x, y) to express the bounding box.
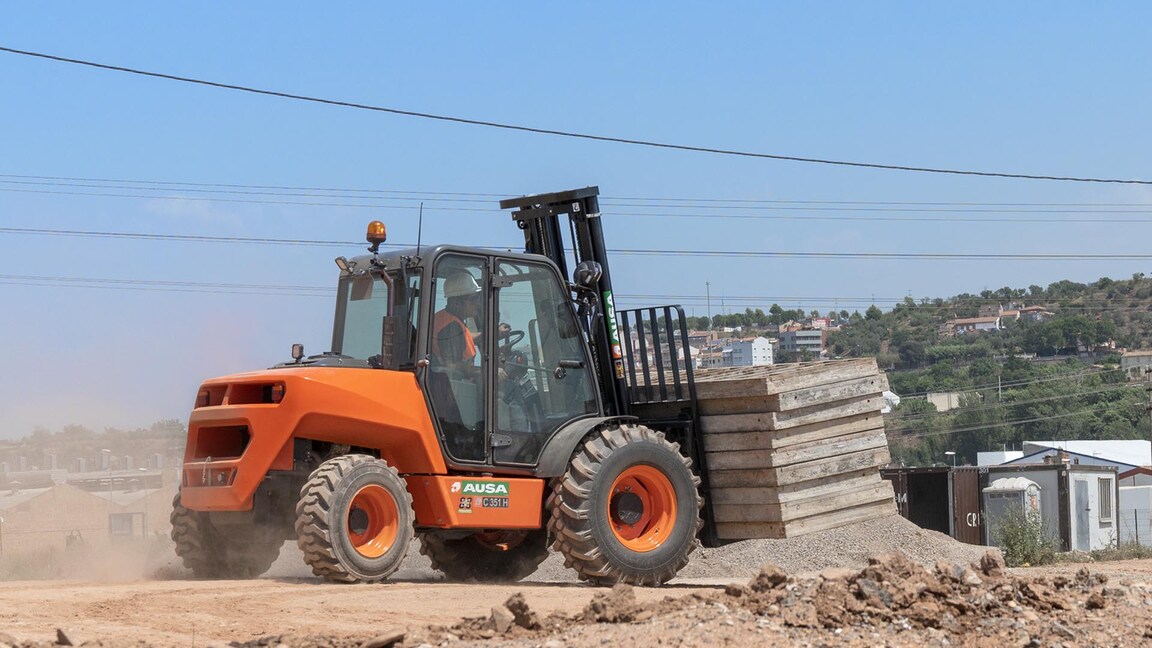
top-left (607, 465), bottom-right (677, 552)
top-left (347, 484), bottom-right (399, 559)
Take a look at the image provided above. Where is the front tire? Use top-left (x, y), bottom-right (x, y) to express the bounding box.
top-left (295, 454), bottom-right (415, 583)
top-left (170, 492), bottom-right (283, 579)
top-left (418, 529), bottom-right (550, 582)
top-left (547, 424), bottom-right (702, 586)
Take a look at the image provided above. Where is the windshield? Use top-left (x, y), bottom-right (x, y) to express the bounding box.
top-left (334, 272), bottom-right (392, 359)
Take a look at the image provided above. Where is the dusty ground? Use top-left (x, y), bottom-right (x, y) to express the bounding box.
top-left (3, 517), bottom-right (1152, 647)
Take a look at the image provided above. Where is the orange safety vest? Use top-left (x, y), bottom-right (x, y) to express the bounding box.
top-left (432, 310), bottom-right (476, 362)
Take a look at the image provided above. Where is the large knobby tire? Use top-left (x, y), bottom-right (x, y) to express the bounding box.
top-left (547, 424), bottom-right (702, 586)
top-left (418, 529), bottom-right (550, 582)
top-left (295, 454), bottom-right (415, 583)
top-left (170, 492), bottom-right (283, 579)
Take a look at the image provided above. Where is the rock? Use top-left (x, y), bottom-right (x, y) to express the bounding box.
top-left (979, 551), bottom-right (1006, 579)
top-left (724, 583), bottom-right (749, 597)
top-left (818, 567), bottom-right (855, 582)
top-left (56, 628), bottom-right (83, 646)
top-left (855, 578), bottom-right (894, 609)
top-left (360, 629), bottom-right (406, 648)
top-left (503, 592), bottom-right (540, 629)
top-left (0, 632), bottom-right (18, 648)
top-left (490, 606), bottom-right (515, 634)
top-left (961, 568), bottom-right (983, 587)
top-left (1086, 592), bottom-right (1107, 610)
top-left (1050, 621), bottom-right (1076, 639)
top-left (583, 584), bottom-right (638, 623)
top-left (750, 563), bottom-right (789, 592)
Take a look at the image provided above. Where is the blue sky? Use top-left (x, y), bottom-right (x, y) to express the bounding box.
top-left (3, 4), bottom-right (1152, 437)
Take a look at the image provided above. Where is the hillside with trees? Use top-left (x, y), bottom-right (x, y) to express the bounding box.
top-left (823, 273), bottom-right (1152, 466)
top-left (685, 273), bottom-right (1152, 467)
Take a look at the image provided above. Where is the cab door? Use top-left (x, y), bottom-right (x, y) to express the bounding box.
top-left (426, 253), bottom-right (490, 463)
top-left (490, 258), bottom-right (599, 466)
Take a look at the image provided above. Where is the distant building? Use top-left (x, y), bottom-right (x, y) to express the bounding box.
top-left (722, 337), bottom-right (773, 367)
top-left (808, 317), bottom-right (832, 330)
top-left (1121, 351), bottom-right (1152, 380)
top-left (976, 450), bottom-right (1024, 466)
top-left (925, 392), bottom-right (967, 412)
top-left (1004, 440), bottom-right (1151, 472)
top-left (1017, 306), bottom-right (1054, 322)
top-left (778, 329), bottom-right (825, 356)
top-left (944, 316), bottom-right (1001, 336)
top-left (977, 304), bottom-right (1053, 323)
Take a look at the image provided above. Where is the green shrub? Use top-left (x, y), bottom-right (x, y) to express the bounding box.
top-left (995, 509), bottom-right (1057, 567)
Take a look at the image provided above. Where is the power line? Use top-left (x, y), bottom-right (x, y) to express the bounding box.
top-left (11, 171), bottom-right (1152, 206)
top-left (894, 367), bottom-right (1128, 399)
top-left (16, 184), bottom-right (1152, 223)
top-left (890, 383), bottom-right (1140, 424)
top-left (0, 274), bottom-right (331, 297)
top-left (2, 45), bottom-right (1150, 186)
top-left (12, 176), bottom-right (1152, 223)
top-left (895, 402), bottom-right (1128, 440)
top-left (7, 225), bottom-right (1152, 261)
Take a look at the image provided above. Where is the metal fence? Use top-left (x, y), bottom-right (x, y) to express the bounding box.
top-left (1118, 508), bottom-right (1152, 546)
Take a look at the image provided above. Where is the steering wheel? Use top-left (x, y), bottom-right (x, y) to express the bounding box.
top-left (503, 329), bottom-right (525, 347)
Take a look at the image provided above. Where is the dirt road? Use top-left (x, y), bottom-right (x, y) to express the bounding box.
top-left (5, 522), bottom-right (1152, 647)
top-left (0, 577), bottom-right (723, 646)
top-left (5, 556), bottom-right (1152, 647)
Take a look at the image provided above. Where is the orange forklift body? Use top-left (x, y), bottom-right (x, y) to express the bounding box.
top-left (180, 366), bottom-right (548, 528)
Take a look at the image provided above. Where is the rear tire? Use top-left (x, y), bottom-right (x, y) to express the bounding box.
top-left (170, 492), bottom-right (283, 579)
top-left (418, 529), bottom-right (550, 582)
top-left (547, 424), bottom-right (702, 586)
top-left (295, 454), bottom-right (414, 583)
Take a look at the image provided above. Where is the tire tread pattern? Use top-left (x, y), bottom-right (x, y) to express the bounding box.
top-left (294, 454), bottom-right (414, 583)
top-left (546, 424), bottom-right (703, 586)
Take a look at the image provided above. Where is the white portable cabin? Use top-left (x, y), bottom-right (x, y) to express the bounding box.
top-left (982, 464), bottom-right (1119, 552)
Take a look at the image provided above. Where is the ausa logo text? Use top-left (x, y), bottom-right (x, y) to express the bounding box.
top-left (451, 480), bottom-right (510, 496)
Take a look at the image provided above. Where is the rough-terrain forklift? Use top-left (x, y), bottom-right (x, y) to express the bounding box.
top-left (172, 187), bottom-right (714, 585)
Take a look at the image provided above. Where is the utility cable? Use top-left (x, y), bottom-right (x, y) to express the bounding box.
top-left (2, 46), bottom-right (1150, 185)
top-left (16, 183), bottom-right (1152, 222)
top-left (4, 225), bottom-right (1151, 261)
top-left (889, 383), bottom-right (1140, 424)
top-left (895, 402), bottom-right (1128, 440)
top-left (10, 173), bottom-right (1152, 207)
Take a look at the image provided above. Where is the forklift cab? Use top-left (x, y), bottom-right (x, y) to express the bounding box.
top-left (423, 248), bottom-right (601, 468)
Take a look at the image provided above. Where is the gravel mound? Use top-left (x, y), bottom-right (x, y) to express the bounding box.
top-left (526, 513), bottom-right (993, 583)
top-left (210, 513), bottom-right (996, 585)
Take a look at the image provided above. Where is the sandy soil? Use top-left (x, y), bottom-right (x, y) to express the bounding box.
top-left (4, 537), bottom-right (1152, 647)
top-left (0, 577), bottom-right (722, 646)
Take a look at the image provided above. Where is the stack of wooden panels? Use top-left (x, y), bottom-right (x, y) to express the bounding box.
top-left (691, 359), bottom-right (896, 540)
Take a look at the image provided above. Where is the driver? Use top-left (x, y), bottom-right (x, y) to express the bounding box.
top-left (432, 272), bottom-right (483, 369)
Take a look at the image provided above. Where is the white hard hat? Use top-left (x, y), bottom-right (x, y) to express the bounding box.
top-left (444, 272), bottom-right (481, 298)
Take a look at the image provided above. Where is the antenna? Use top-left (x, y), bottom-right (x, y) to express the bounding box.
top-left (416, 202), bottom-right (424, 256)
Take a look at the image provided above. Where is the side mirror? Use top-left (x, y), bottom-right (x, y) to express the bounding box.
top-left (573, 261), bottom-right (603, 288)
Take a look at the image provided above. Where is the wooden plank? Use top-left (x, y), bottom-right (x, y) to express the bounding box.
top-left (715, 499), bottom-right (898, 540)
top-left (707, 446), bottom-right (892, 488)
top-left (712, 481), bottom-right (895, 523)
top-left (691, 359), bottom-right (880, 400)
top-left (702, 413), bottom-right (884, 452)
top-left (708, 468), bottom-right (880, 505)
top-left (705, 428), bottom-right (887, 470)
top-left (698, 394), bottom-right (884, 427)
top-left (772, 374), bottom-right (890, 412)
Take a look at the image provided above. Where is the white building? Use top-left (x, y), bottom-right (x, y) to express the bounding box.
top-left (722, 337), bottom-right (773, 367)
